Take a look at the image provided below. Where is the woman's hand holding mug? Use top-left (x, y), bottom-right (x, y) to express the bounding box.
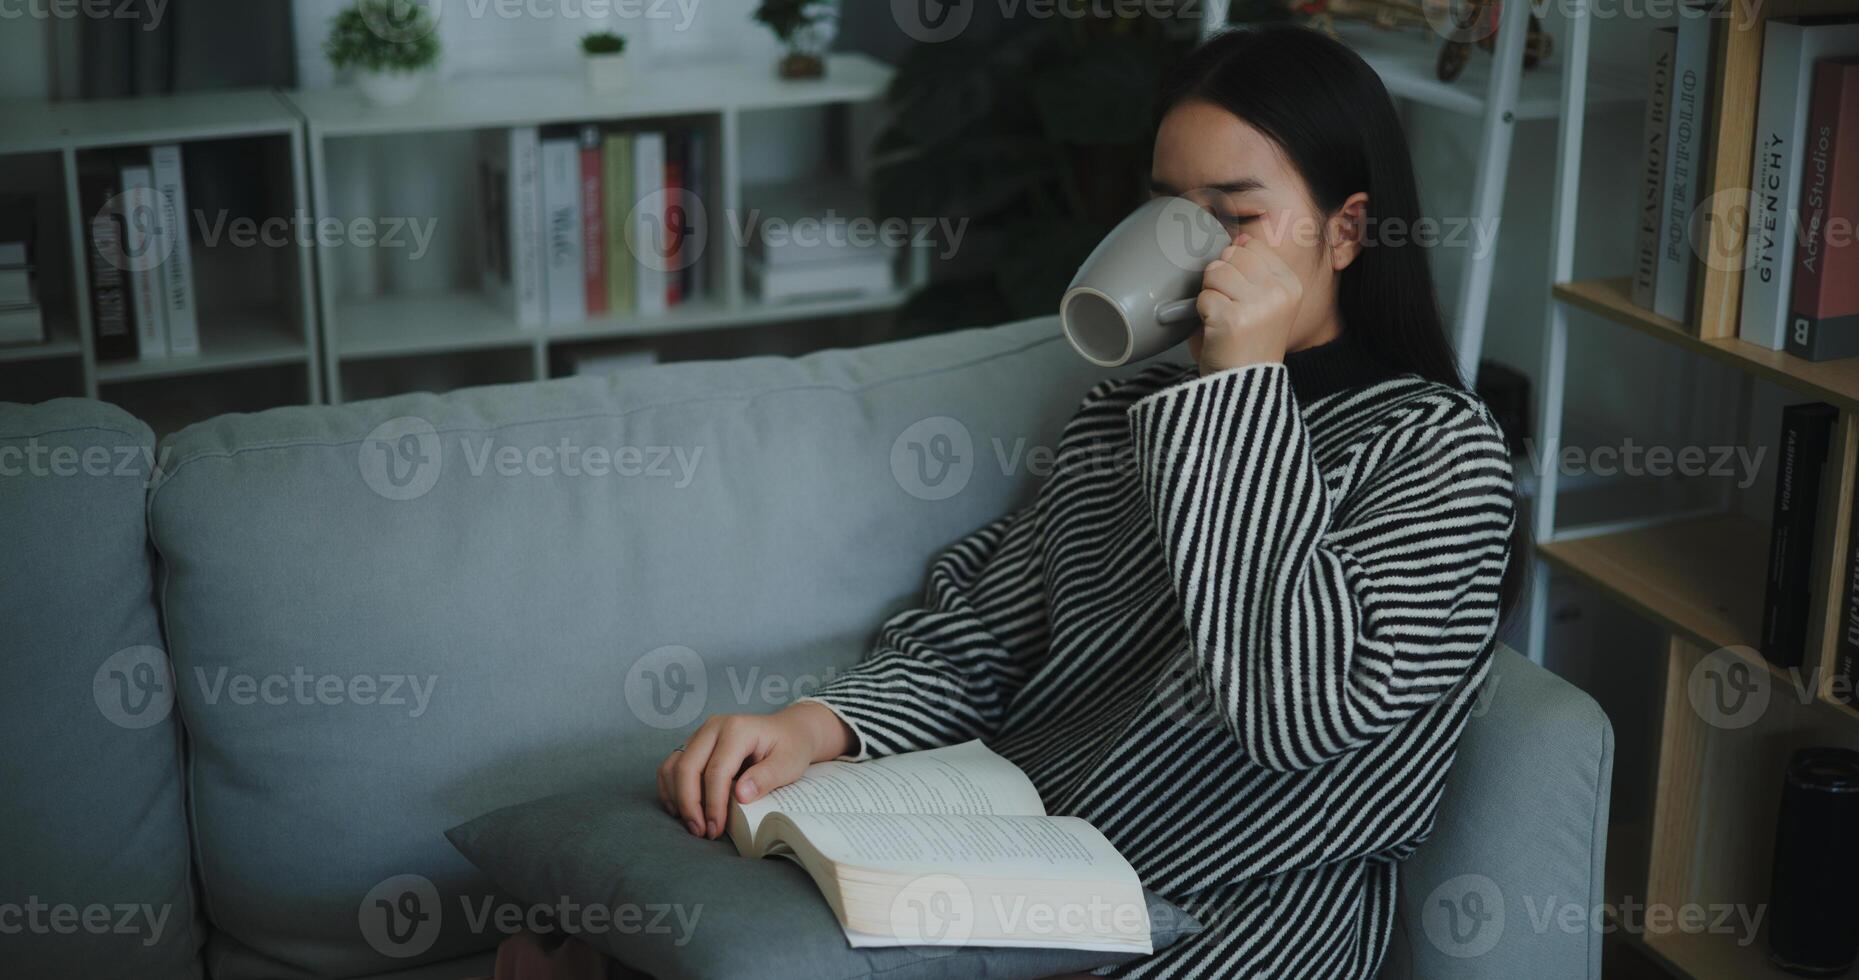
top-left (1190, 232), bottom-right (1305, 375)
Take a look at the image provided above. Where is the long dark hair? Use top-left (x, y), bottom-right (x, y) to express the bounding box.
top-left (1156, 24), bottom-right (1528, 623)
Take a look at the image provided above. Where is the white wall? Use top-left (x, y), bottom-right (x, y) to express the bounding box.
top-left (0, 15), bottom-right (52, 100)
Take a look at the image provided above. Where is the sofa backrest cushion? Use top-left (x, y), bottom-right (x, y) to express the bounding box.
top-left (148, 317), bottom-right (1117, 977)
top-left (0, 399), bottom-right (203, 980)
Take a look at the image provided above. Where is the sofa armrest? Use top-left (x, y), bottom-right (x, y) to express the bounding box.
top-left (1380, 646), bottom-right (1615, 980)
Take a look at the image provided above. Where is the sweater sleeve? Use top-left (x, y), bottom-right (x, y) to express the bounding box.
top-left (1127, 363), bottom-right (1514, 772)
top-left (798, 506), bottom-right (1049, 760)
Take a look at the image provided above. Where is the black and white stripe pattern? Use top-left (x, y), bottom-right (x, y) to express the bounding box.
top-left (804, 350), bottom-right (1514, 978)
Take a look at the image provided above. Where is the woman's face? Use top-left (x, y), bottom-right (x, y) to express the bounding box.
top-left (1149, 98), bottom-right (1365, 352)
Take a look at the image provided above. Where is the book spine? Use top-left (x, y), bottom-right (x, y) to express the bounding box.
top-left (1786, 60), bottom-right (1859, 361)
top-left (149, 144), bottom-right (198, 356)
top-left (542, 137), bottom-right (585, 326)
top-left (664, 134), bottom-right (685, 309)
top-left (511, 127), bottom-right (546, 328)
top-left (580, 126), bottom-right (607, 319)
top-left (1761, 402), bottom-right (1837, 667)
top-left (1635, 29), bottom-right (1676, 311)
top-left (80, 164), bottom-right (136, 360)
top-left (120, 162), bottom-right (168, 360)
top-left (632, 131), bottom-right (668, 316)
top-left (686, 128), bottom-right (707, 302)
top-left (1654, 1), bottom-right (1714, 324)
top-left (1738, 22), bottom-right (1805, 348)
top-left (603, 133), bottom-right (635, 316)
top-left (1840, 441), bottom-right (1859, 706)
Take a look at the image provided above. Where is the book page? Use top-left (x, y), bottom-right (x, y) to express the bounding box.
top-left (780, 812), bottom-right (1137, 880)
top-left (733, 740), bottom-right (1044, 849)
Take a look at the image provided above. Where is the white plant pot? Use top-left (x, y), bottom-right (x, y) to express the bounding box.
top-left (584, 53), bottom-right (628, 95)
top-left (356, 68), bottom-right (425, 108)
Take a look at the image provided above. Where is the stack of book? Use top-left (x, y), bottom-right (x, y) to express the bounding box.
top-left (78, 144), bottom-right (201, 361)
top-left (1633, 11), bottom-right (1859, 358)
top-left (479, 123), bottom-right (709, 328)
top-left (743, 183), bottom-right (898, 305)
top-left (0, 197), bottom-right (43, 347)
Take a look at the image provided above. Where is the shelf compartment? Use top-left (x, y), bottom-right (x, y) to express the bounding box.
top-left (1331, 21), bottom-right (1638, 121)
top-left (1636, 636), bottom-right (1859, 980)
top-left (1555, 277), bottom-right (1859, 415)
top-left (1538, 513), bottom-right (1769, 658)
top-left (96, 311), bottom-right (308, 383)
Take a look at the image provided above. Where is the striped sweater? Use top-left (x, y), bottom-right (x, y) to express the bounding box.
top-left (803, 335), bottom-right (1516, 978)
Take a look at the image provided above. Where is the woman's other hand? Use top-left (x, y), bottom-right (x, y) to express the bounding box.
top-left (655, 701), bottom-right (852, 839)
top-left (1190, 232), bottom-right (1305, 375)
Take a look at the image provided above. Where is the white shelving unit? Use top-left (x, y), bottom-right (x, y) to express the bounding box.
top-left (282, 53), bottom-right (925, 404)
top-left (0, 89), bottom-right (319, 419)
top-left (0, 54), bottom-right (923, 418)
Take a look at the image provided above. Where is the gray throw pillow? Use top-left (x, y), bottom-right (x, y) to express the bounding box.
top-left (446, 786), bottom-right (1200, 980)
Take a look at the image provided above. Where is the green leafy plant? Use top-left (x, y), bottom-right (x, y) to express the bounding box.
top-left (324, 0), bottom-right (441, 73)
top-left (752, 0), bottom-right (826, 43)
top-left (582, 31), bottom-right (627, 55)
top-left (874, 9), bottom-right (1198, 326)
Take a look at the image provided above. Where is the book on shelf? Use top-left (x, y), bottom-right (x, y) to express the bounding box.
top-left (629, 131), bottom-right (669, 317)
top-left (1785, 59), bottom-right (1859, 362)
top-left (602, 131), bottom-right (636, 317)
top-left (727, 739), bottom-right (1152, 953)
top-left (747, 254), bottom-right (895, 305)
top-left (663, 134), bottom-right (686, 309)
top-left (541, 133), bottom-right (586, 326)
top-left (579, 126), bottom-right (608, 320)
top-left (1741, 19), bottom-right (1859, 351)
top-left (1653, 0), bottom-right (1717, 325)
top-left (1633, 28), bottom-right (1677, 312)
top-left (149, 144), bottom-right (199, 357)
top-left (77, 154), bottom-right (137, 360)
top-left (684, 128), bottom-right (707, 303)
top-left (477, 127), bottom-right (547, 328)
top-left (0, 196), bottom-right (42, 347)
top-left (119, 163), bottom-right (170, 361)
top-left (1838, 436), bottom-right (1859, 707)
top-left (1761, 402), bottom-right (1838, 668)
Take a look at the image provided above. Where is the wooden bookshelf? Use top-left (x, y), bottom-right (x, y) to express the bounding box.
top-left (1556, 278), bottom-right (1859, 415)
top-left (1535, 3), bottom-right (1859, 975)
top-left (1537, 514), bottom-right (1768, 658)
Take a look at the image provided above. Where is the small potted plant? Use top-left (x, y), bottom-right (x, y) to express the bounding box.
top-left (752, 0), bottom-right (838, 80)
top-left (325, 0), bottom-right (441, 108)
top-left (582, 31), bottom-right (629, 94)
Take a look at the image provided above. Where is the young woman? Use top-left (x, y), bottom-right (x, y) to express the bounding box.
top-left (657, 24), bottom-right (1519, 978)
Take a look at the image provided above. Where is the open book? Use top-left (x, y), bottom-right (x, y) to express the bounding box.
top-left (727, 740), bottom-right (1152, 954)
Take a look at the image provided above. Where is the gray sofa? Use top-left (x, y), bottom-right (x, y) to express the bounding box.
top-left (0, 315), bottom-right (1613, 980)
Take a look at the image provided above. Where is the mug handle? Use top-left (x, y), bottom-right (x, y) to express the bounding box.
top-left (1156, 298), bottom-right (1200, 325)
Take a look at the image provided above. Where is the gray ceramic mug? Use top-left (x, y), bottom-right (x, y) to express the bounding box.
top-left (1060, 196), bottom-right (1232, 367)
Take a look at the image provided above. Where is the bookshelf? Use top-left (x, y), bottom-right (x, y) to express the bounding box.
top-left (281, 53), bottom-right (926, 404)
top-left (0, 90), bottom-right (318, 428)
top-left (0, 53), bottom-right (922, 424)
top-left (1531, 0), bottom-right (1859, 976)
